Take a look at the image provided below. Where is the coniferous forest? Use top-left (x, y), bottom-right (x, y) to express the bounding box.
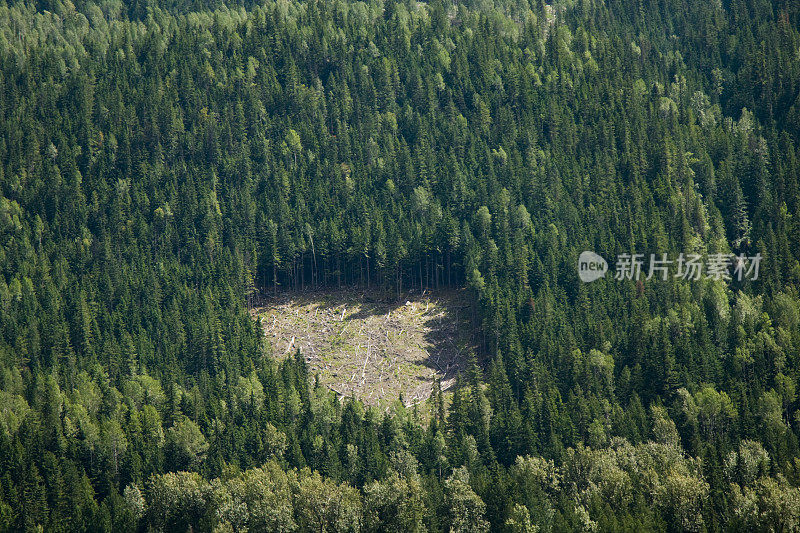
top-left (1, 0), bottom-right (800, 530)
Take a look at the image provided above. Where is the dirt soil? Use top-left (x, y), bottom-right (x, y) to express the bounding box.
top-left (252, 288), bottom-right (476, 407)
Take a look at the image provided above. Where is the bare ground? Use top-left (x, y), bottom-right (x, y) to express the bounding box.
top-left (252, 288), bottom-right (476, 408)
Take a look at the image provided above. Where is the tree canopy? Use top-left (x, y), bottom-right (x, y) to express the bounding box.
top-left (1, 0), bottom-right (800, 530)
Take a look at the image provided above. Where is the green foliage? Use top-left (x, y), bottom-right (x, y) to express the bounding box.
top-left (0, 0), bottom-right (800, 530)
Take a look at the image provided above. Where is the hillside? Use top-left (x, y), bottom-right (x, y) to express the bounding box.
top-left (1, 0), bottom-right (800, 530)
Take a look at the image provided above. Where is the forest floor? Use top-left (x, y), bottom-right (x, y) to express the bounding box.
top-left (252, 288), bottom-right (476, 408)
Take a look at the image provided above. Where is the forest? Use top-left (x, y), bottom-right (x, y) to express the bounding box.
top-left (1, 0), bottom-right (800, 530)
